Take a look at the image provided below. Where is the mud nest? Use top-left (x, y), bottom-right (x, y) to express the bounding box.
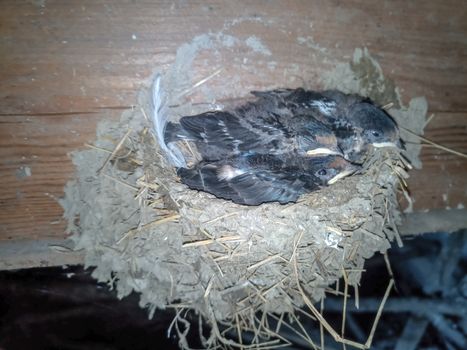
top-left (62, 45), bottom-right (426, 349)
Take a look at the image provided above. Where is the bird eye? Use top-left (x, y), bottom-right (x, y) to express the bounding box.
top-left (371, 130), bottom-right (380, 137)
top-left (317, 169), bottom-right (327, 176)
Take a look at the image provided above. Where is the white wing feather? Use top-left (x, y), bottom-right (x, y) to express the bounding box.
top-left (151, 74), bottom-right (186, 167)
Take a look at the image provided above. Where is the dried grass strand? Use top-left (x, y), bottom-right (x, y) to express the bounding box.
top-left (401, 126), bottom-right (467, 159)
top-left (98, 127), bottom-right (133, 173)
top-left (117, 214), bottom-right (180, 244)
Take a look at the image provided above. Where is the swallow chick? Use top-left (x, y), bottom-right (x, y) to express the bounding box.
top-left (251, 88), bottom-right (402, 162)
top-left (177, 154), bottom-right (359, 205)
top-left (164, 96), bottom-right (342, 163)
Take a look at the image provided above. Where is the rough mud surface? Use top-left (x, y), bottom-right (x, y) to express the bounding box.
top-left (61, 34), bottom-right (426, 348)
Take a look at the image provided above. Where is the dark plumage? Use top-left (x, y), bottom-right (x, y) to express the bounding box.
top-left (251, 88), bottom-right (402, 162)
top-left (165, 105), bottom-right (341, 160)
top-left (153, 78), bottom-right (401, 205)
top-left (177, 154), bottom-right (358, 205)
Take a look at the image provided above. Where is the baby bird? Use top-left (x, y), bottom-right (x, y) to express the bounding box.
top-left (164, 106), bottom-right (342, 161)
top-left (177, 154), bottom-right (359, 205)
top-left (252, 88), bottom-right (402, 162)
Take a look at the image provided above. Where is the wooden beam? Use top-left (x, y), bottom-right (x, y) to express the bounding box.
top-left (399, 209), bottom-right (467, 236)
top-left (0, 238), bottom-right (83, 270)
top-left (1, 1), bottom-right (466, 243)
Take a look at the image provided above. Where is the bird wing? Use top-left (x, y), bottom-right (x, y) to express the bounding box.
top-left (172, 109), bottom-right (293, 160)
top-left (252, 88), bottom-right (334, 112)
top-left (171, 111), bottom-right (260, 158)
top-left (228, 171), bottom-right (307, 205)
top-left (178, 111), bottom-right (252, 143)
top-left (177, 158), bottom-right (318, 206)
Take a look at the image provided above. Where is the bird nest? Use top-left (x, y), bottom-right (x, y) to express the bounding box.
top-left (62, 46), bottom-right (427, 349)
top-left (63, 80), bottom-right (411, 350)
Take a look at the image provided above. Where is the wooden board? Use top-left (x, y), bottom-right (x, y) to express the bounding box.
top-left (1, 0), bottom-right (466, 243)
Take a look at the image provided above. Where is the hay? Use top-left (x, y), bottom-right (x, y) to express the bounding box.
top-left (61, 40), bottom-right (428, 349)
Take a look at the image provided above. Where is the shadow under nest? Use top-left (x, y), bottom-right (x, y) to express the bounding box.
top-left (61, 72), bottom-right (409, 349)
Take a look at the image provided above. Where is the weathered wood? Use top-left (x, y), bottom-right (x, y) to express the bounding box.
top-left (0, 1), bottom-right (466, 242)
top-left (0, 238), bottom-right (84, 270)
top-left (399, 209), bottom-right (467, 236)
top-left (409, 112), bottom-right (467, 210)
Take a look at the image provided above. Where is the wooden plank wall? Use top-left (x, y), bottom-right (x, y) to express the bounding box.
top-left (1, 1), bottom-right (466, 243)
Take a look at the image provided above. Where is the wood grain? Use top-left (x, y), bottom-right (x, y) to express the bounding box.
top-left (1, 0), bottom-right (466, 242)
top-left (409, 112), bottom-right (467, 210)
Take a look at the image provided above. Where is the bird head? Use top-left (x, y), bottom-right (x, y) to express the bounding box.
top-left (308, 156), bottom-right (360, 186)
top-left (348, 102), bottom-right (401, 149)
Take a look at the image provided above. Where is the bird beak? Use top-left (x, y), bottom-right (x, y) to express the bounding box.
top-left (327, 169), bottom-right (354, 184)
top-left (306, 148), bottom-right (341, 156)
top-left (372, 141), bottom-right (398, 149)
top-left (372, 138), bottom-right (405, 150)
top-left (327, 163), bottom-right (360, 185)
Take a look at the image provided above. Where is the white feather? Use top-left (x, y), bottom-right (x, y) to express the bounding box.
top-left (151, 74), bottom-right (186, 167)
